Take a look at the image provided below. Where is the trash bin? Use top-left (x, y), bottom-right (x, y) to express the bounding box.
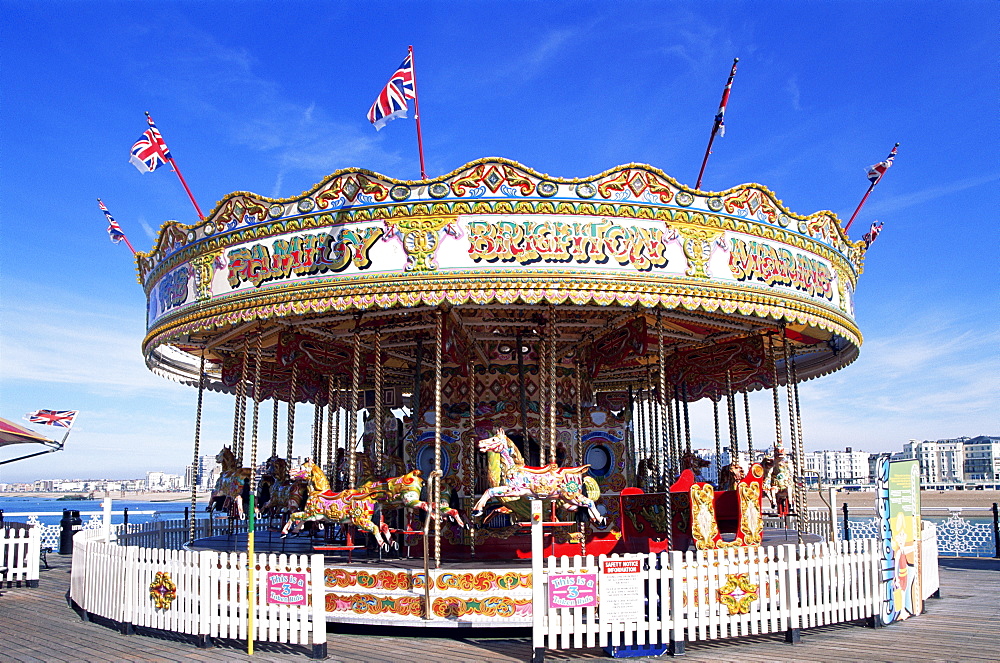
top-left (59, 509), bottom-right (82, 554)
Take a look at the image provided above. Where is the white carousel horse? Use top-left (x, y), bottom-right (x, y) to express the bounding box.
top-left (471, 428), bottom-right (604, 526)
top-left (762, 446), bottom-right (795, 515)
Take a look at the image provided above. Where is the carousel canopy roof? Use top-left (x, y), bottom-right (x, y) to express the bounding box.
top-left (136, 159), bottom-right (867, 401)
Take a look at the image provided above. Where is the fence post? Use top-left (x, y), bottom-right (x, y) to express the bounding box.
top-left (842, 503), bottom-right (850, 541)
top-left (102, 497), bottom-right (113, 541)
top-left (530, 499), bottom-right (545, 663)
top-left (197, 551), bottom-right (213, 648)
top-left (310, 553), bottom-right (327, 659)
top-left (992, 503), bottom-right (999, 559)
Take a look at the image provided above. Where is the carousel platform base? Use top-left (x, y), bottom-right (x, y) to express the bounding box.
top-left (185, 527), bottom-right (821, 558)
top-left (186, 528), bottom-right (821, 629)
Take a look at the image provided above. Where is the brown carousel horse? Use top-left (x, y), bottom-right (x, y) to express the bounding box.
top-left (472, 429), bottom-right (604, 525)
top-left (717, 461), bottom-right (745, 491)
top-left (281, 460), bottom-right (391, 549)
top-left (207, 446), bottom-right (251, 519)
top-left (257, 456), bottom-right (308, 520)
top-left (679, 450), bottom-right (712, 481)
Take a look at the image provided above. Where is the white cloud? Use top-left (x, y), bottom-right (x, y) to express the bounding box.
top-left (866, 172), bottom-right (1000, 215)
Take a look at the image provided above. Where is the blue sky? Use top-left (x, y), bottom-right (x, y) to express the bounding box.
top-left (1, 1), bottom-right (997, 482)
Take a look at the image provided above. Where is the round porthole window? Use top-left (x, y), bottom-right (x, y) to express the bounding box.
top-left (416, 445), bottom-right (450, 477)
top-left (585, 444), bottom-right (612, 478)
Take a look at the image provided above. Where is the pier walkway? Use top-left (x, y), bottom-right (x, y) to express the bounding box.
top-left (0, 555), bottom-right (996, 662)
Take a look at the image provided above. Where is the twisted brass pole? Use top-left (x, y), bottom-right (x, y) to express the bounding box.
top-left (189, 352), bottom-right (206, 544)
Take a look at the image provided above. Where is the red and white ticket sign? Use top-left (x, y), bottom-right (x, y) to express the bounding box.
top-left (548, 573), bottom-right (599, 609)
top-left (600, 558), bottom-right (644, 623)
top-left (266, 572), bottom-right (308, 606)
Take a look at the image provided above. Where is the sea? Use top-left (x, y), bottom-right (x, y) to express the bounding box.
top-left (0, 495), bottom-right (207, 527)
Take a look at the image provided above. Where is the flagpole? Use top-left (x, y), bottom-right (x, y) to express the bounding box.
top-left (97, 198), bottom-right (137, 255)
top-left (844, 181), bottom-right (876, 233)
top-left (408, 45), bottom-right (428, 180)
top-left (146, 112), bottom-right (206, 220)
top-left (695, 58), bottom-right (739, 190)
top-left (845, 142), bottom-right (899, 233)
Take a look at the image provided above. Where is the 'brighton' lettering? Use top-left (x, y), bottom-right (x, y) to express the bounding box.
top-left (467, 220), bottom-right (669, 271)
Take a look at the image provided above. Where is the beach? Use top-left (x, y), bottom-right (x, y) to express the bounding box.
top-left (808, 489), bottom-right (999, 510)
top-left (2, 490), bottom-right (210, 503)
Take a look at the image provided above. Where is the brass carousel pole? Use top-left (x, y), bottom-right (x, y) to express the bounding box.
top-left (575, 364), bottom-right (583, 466)
top-left (189, 353), bottom-right (207, 544)
top-left (246, 331), bottom-right (263, 655)
top-left (789, 343), bottom-right (808, 525)
top-left (713, 396), bottom-right (722, 486)
top-left (325, 376), bottom-right (336, 477)
top-left (537, 336), bottom-right (547, 465)
top-left (656, 313), bottom-right (672, 548)
top-left (348, 333), bottom-right (361, 490)
top-left (743, 391), bottom-right (754, 456)
top-left (636, 383), bottom-right (647, 490)
top-left (784, 334), bottom-right (807, 530)
top-left (682, 383), bottom-right (692, 456)
top-left (547, 316), bottom-right (556, 466)
top-left (232, 339), bottom-right (250, 463)
top-left (286, 363), bottom-right (299, 464)
top-left (516, 332), bottom-right (529, 457)
top-left (312, 403), bottom-right (322, 463)
top-left (332, 378), bottom-right (343, 490)
top-left (433, 309), bottom-right (444, 568)
top-left (374, 330), bottom-right (384, 479)
top-left (726, 370), bottom-right (739, 468)
top-left (412, 338), bottom-right (423, 453)
top-left (270, 396), bottom-right (279, 458)
top-left (467, 355), bottom-right (476, 558)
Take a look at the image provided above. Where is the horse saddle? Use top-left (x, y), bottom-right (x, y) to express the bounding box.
top-left (519, 463), bottom-right (590, 475)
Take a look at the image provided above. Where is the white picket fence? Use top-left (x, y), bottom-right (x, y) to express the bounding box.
top-left (531, 497), bottom-right (883, 654)
top-left (1, 525), bottom-right (41, 586)
top-left (70, 529), bottom-right (326, 656)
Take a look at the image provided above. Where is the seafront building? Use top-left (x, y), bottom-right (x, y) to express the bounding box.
top-left (898, 435), bottom-right (1000, 485)
top-left (801, 448), bottom-right (871, 485)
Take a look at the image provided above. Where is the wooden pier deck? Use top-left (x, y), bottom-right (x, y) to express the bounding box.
top-left (0, 554), bottom-right (996, 662)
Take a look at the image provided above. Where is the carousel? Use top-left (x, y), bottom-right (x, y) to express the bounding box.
top-left (139, 158), bottom-right (865, 626)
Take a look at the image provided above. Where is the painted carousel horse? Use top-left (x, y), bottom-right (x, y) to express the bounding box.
top-left (257, 456), bottom-right (308, 520)
top-left (207, 446), bottom-right (252, 519)
top-left (679, 450), bottom-right (712, 481)
top-left (472, 429), bottom-right (604, 526)
top-left (281, 460), bottom-right (390, 549)
top-left (359, 470), bottom-right (466, 529)
top-left (762, 445), bottom-right (795, 516)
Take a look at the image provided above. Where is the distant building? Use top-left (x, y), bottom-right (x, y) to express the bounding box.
top-left (962, 436), bottom-right (1000, 481)
top-left (898, 436), bottom-right (1000, 484)
top-left (802, 448), bottom-right (870, 485)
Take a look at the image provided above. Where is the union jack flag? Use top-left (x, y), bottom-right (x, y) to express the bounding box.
top-left (867, 143), bottom-right (898, 183)
top-left (367, 52), bottom-right (416, 130)
top-left (862, 220), bottom-right (884, 248)
top-left (715, 58), bottom-right (739, 138)
top-left (129, 114), bottom-right (172, 172)
top-left (25, 410), bottom-right (78, 428)
top-left (98, 199), bottom-right (126, 244)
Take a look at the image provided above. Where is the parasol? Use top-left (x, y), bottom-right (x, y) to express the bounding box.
top-left (0, 417), bottom-right (55, 447)
top-left (0, 416), bottom-right (64, 465)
